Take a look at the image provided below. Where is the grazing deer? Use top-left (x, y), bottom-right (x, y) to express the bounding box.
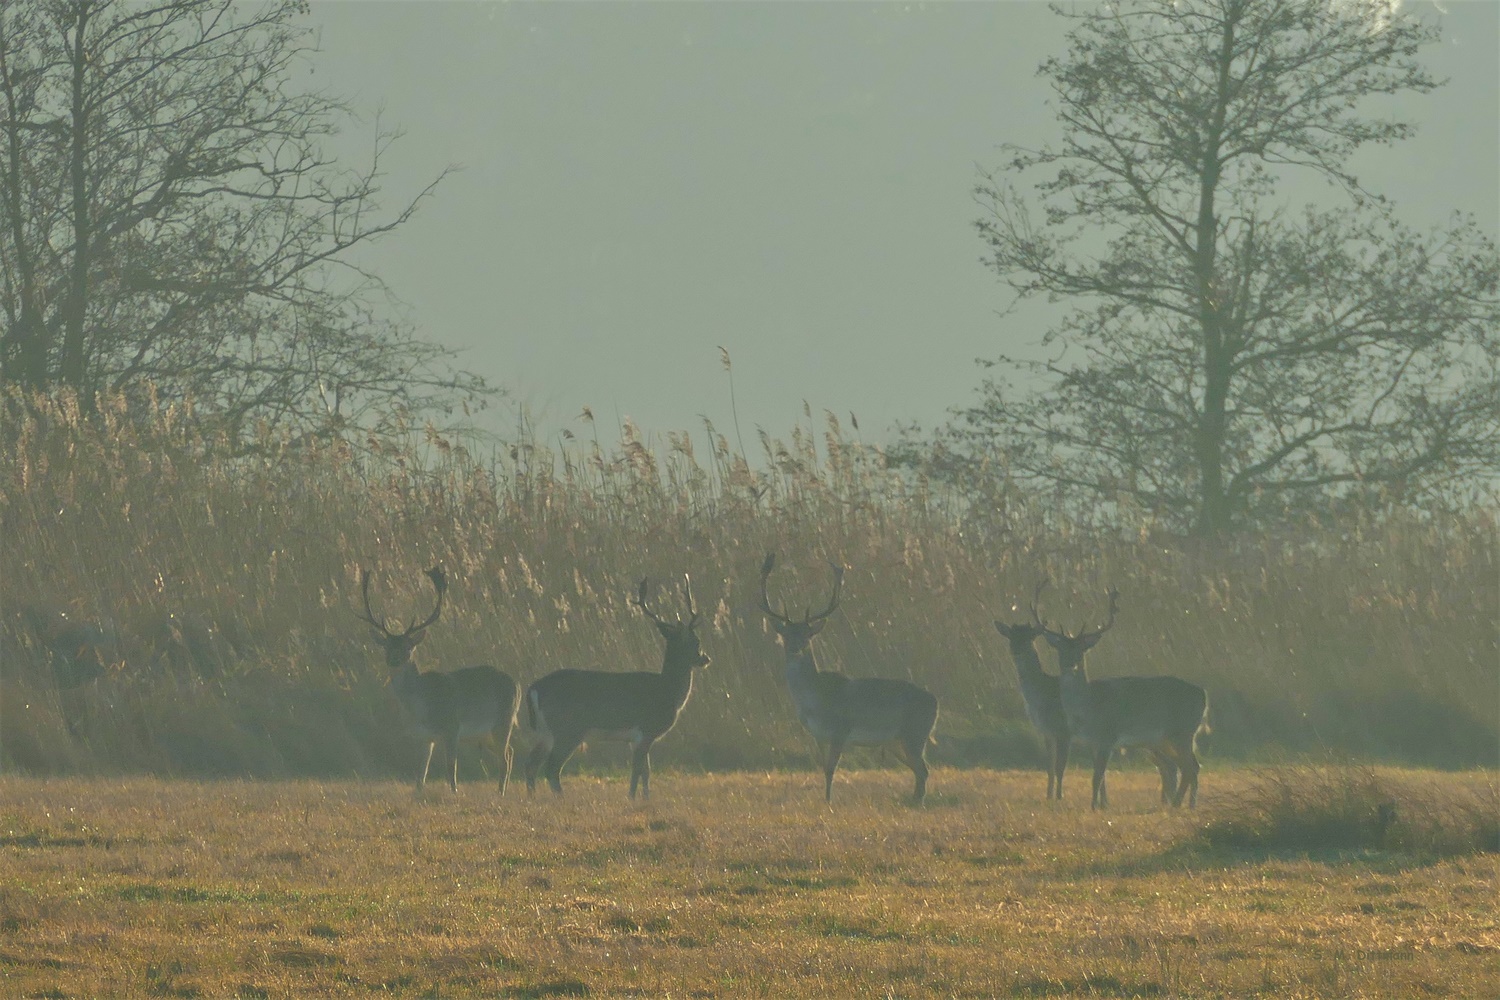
top-left (759, 553), bottom-right (939, 805)
top-left (523, 576), bottom-right (709, 799)
top-left (355, 567), bottom-right (521, 795)
top-left (1031, 583), bottom-right (1208, 809)
top-left (995, 593), bottom-right (1179, 803)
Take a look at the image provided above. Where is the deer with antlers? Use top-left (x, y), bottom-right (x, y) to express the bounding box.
top-left (355, 566), bottom-right (521, 795)
top-left (759, 553), bottom-right (939, 805)
top-left (995, 584), bottom-right (1181, 803)
top-left (522, 575), bottom-right (710, 799)
top-left (1030, 583), bottom-right (1208, 809)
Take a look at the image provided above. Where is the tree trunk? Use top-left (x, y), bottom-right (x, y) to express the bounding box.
top-left (1194, 357), bottom-right (1233, 537)
top-left (1190, 9), bottom-right (1239, 539)
top-left (59, 4), bottom-right (92, 391)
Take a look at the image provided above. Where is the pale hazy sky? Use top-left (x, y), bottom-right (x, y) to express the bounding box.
top-left (309, 1), bottom-right (1499, 446)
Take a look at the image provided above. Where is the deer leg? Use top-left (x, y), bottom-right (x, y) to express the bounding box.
top-left (523, 741), bottom-right (548, 795)
top-left (630, 742), bottom-right (652, 800)
top-left (1091, 749), bottom-right (1110, 810)
top-left (1043, 737), bottom-right (1056, 800)
top-left (906, 740), bottom-right (930, 806)
top-left (1173, 740), bottom-right (1200, 808)
top-left (807, 737), bottom-right (827, 774)
top-left (446, 734), bottom-right (461, 793)
top-left (544, 739), bottom-right (579, 795)
top-left (497, 725), bottom-right (514, 796)
top-left (824, 732), bottom-right (848, 804)
top-left (417, 741), bottom-right (437, 793)
top-left (1147, 748), bottom-right (1178, 806)
top-left (1053, 738), bottom-right (1070, 801)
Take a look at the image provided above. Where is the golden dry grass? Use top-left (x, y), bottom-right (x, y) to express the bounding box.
top-left (2, 389), bottom-right (1496, 780)
top-left (1, 768), bottom-right (1496, 998)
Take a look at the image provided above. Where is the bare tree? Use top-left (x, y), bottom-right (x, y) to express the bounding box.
top-left (915, 0), bottom-right (1498, 535)
top-left (0, 0), bottom-right (492, 443)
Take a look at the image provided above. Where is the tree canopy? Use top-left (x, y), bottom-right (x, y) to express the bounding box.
top-left (911, 0), bottom-right (1498, 535)
top-left (0, 0), bottom-right (493, 445)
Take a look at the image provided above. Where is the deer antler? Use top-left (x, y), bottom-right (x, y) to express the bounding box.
top-left (810, 560), bottom-right (845, 624)
top-left (758, 552), bottom-right (795, 626)
top-left (1029, 579), bottom-right (1064, 638)
top-left (355, 568), bottom-right (394, 638)
top-left (1031, 580), bottom-right (1119, 640)
top-left (761, 553), bottom-right (846, 626)
top-left (356, 567), bottom-right (446, 639)
top-left (408, 566), bottom-right (447, 636)
top-left (633, 577), bottom-right (670, 627)
top-left (682, 573), bottom-right (700, 628)
top-left (1079, 586), bottom-right (1120, 641)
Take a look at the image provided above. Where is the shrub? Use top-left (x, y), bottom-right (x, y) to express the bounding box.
top-left (1200, 766), bottom-right (1500, 857)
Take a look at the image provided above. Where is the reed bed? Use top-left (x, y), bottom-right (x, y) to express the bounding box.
top-left (1, 388), bottom-right (1495, 778)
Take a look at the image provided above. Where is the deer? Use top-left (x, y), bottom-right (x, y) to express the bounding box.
top-left (355, 566), bottom-right (521, 795)
top-left (995, 585), bottom-right (1179, 803)
top-left (522, 575), bottom-right (709, 799)
top-left (758, 552), bottom-right (939, 805)
top-left (1030, 582), bottom-right (1208, 809)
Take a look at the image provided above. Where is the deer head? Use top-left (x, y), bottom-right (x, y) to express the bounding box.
top-left (993, 618), bottom-right (1048, 648)
top-left (1030, 580), bottom-right (1119, 674)
top-left (632, 574), bottom-right (710, 669)
top-left (758, 552), bottom-right (843, 657)
top-left (355, 566), bottom-right (447, 671)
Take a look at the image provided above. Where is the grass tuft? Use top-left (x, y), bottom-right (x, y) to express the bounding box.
top-left (1200, 765), bottom-right (1500, 857)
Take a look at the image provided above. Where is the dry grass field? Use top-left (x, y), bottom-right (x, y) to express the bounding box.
top-left (1, 767), bottom-right (1496, 999)
top-left (3, 391), bottom-right (1497, 996)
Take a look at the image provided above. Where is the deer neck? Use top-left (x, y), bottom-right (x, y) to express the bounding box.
top-left (390, 658), bottom-right (423, 701)
top-left (1009, 640), bottom-right (1051, 687)
top-left (783, 645), bottom-right (829, 709)
top-left (1055, 657), bottom-right (1092, 726)
top-left (659, 649), bottom-right (698, 698)
top-left (783, 642), bottom-right (821, 677)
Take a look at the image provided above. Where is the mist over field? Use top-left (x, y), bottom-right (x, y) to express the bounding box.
top-left (2, 1), bottom-right (1497, 992)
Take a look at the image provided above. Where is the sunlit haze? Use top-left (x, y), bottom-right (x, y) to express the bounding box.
top-left (309, 1), bottom-right (1498, 445)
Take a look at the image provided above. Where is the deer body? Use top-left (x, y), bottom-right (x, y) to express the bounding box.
top-left (761, 553), bottom-right (938, 805)
top-left (391, 661), bottom-right (520, 790)
top-left (1056, 670), bottom-right (1206, 809)
top-left (357, 567), bottom-right (521, 794)
top-left (994, 622), bottom-right (1071, 800)
top-left (994, 619), bottom-right (1180, 803)
top-left (1032, 585), bottom-right (1207, 810)
top-left (523, 577), bottom-right (708, 799)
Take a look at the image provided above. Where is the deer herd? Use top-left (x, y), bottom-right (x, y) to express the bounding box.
top-left (356, 554), bottom-right (1210, 811)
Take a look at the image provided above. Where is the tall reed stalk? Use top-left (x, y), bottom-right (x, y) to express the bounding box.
top-left (2, 388), bottom-right (1494, 777)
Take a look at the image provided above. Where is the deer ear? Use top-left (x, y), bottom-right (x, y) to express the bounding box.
top-left (807, 619), bottom-right (827, 637)
top-left (994, 621), bottom-right (1012, 638)
top-left (410, 631), bottom-right (427, 647)
top-left (1041, 632), bottom-right (1065, 650)
top-left (654, 620), bottom-right (676, 641)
